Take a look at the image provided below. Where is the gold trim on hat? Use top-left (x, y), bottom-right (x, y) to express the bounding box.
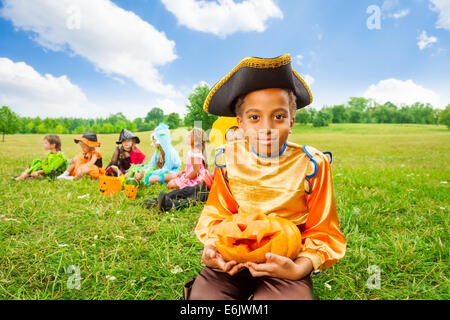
top-left (203, 54), bottom-right (313, 113)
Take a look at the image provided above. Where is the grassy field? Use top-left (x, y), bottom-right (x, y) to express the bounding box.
top-left (0, 123), bottom-right (448, 300)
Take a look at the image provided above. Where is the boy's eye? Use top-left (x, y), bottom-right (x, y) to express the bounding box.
top-left (274, 114), bottom-right (287, 120)
top-left (249, 115), bottom-right (259, 120)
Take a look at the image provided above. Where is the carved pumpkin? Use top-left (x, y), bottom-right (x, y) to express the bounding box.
top-left (124, 184), bottom-right (139, 200)
top-left (99, 174), bottom-right (122, 197)
top-left (214, 212), bottom-right (302, 263)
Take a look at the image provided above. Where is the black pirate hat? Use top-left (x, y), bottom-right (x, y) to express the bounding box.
top-left (203, 54), bottom-right (313, 117)
top-left (116, 129), bottom-right (140, 144)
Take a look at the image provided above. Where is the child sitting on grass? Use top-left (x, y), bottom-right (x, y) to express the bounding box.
top-left (132, 123), bottom-right (181, 185)
top-left (105, 129), bottom-right (145, 176)
top-left (166, 127), bottom-right (209, 190)
top-left (15, 135), bottom-right (68, 181)
top-left (57, 133), bottom-right (105, 180)
top-left (142, 124), bottom-right (244, 212)
top-left (187, 54), bottom-right (346, 300)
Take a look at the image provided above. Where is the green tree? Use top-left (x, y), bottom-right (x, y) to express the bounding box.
top-left (25, 121), bottom-right (35, 133)
top-left (145, 107), bottom-right (165, 125)
top-left (133, 117), bottom-right (144, 131)
top-left (165, 112), bottom-right (182, 129)
top-left (330, 104), bottom-right (348, 123)
top-left (184, 84), bottom-right (218, 130)
top-left (295, 109), bottom-right (310, 124)
top-left (74, 125), bottom-right (85, 134)
top-left (0, 106), bottom-right (21, 142)
top-left (36, 123), bottom-right (48, 134)
top-left (100, 123), bottom-right (114, 134)
top-left (54, 124), bottom-right (65, 134)
top-left (348, 97), bottom-right (369, 111)
top-left (438, 105), bottom-right (450, 129)
top-left (312, 110), bottom-right (330, 127)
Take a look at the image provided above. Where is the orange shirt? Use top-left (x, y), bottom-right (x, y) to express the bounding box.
top-left (194, 140), bottom-right (346, 274)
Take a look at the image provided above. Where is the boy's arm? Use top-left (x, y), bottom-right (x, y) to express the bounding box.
top-left (298, 151), bottom-right (347, 274)
top-left (194, 153), bottom-right (238, 247)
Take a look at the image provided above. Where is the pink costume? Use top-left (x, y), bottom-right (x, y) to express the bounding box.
top-left (171, 149), bottom-right (209, 188)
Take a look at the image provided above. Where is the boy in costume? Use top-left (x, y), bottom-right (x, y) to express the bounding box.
top-left (15, 135), bottom-right (68, 181)
top-left (187, 54), bottom-right (346, 300)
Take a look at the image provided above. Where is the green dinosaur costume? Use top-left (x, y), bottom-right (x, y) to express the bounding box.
top-left (27, 152), bottom-right (69, 176)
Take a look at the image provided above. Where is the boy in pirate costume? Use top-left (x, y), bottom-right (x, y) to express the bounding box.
top-left (187, 54), bottom-right (346, 300)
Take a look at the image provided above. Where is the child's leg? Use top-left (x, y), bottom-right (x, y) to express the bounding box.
top-left (66, 158), bottom-right (76, 173)
top-left (164, 173), bottom-right (178, 182)
top-left (188, 267), bottom-right (255, 300)
top-left (15, 168), bottom-right (31, 181)
top-left (167, 179), bottom-right (179, 189)
top-left (146, 175), bottom-right (161, 185)
top-left (252, 275), bottom-right (314, 300)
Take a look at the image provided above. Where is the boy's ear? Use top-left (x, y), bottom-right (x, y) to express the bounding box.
top-left (289, 115), bottom-right (295, 132)
top-left (236, 116), bottom-right (243, 128)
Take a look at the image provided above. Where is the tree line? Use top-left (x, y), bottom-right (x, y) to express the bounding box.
top-left (295, 97), bottom-right (450, 128)
top-left (1, 84), bottom-right (450, 142)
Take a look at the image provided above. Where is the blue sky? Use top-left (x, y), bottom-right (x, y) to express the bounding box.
top-left (0, 0), bottom-right (449, 119)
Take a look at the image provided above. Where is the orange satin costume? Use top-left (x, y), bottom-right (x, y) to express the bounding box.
top-left (70, 150), bottom-right (105, 179)
top-left (195, 139), bottom-right (346, 274)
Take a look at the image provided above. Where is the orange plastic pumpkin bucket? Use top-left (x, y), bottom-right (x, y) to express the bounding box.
top-left (99, 174), bottom-right (122, 197)
top-left (124, 184), bottom-right (139, 200)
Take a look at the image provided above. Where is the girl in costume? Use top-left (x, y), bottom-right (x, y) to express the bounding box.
top-left (132, 123), bottom-right (181, 185)
top-left (15, 135), bottom-right (68, 181)
top-left (142, 122), bottom-right (243, 212)
top-left (105, 129), bottom-right (146, 176)
top-left (166, 127), bottom-right (209, 190)
top-left (57, 133), bottom-right (105, 180)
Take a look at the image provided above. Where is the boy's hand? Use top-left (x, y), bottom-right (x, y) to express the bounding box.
top-left (202, 245), bottom-right (245, 276)
top-left (245, 253), bottom-right (312, 281)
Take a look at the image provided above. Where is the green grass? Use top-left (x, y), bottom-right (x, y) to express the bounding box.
top-left (0, 123), bottom-right (449, 300)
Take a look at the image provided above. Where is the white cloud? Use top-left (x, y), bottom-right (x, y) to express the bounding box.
top-left (0, 57), bottom-right (189, 120)
top-left (0, 57), bottom-right (108, 118)
top-left (392, 9), bottom-right (410, 19)
top-left (161, 0), bottom-right (283, 38)
top-left (0, 0), bottom-right (179, 97)
top-left (303, 74), bottom-right (315, 87)
top-left (294, 55), bottom-right (304, 66)
top-left (381, 1), bottom-right (410, 19)
top-left (417, 30), bottom-right (438, 50)
top-left (430, 0), bottom-right (450, 31)
top-left (364, 79), bottom-right (442, 108)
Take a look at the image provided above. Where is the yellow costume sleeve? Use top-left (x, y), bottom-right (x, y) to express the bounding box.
top-left (297, 151), bottom-right (346, 274)
top-left (194, 154), bottom-right (239, 247)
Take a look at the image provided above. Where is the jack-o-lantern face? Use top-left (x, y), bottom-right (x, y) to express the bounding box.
top-left (99, 175), bottom-right (122, 197)
top-left (124, 184), bottom-right (138, 200)
top-left (214, 213), bottom-right (302, 263)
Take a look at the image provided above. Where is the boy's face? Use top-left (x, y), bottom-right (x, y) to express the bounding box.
top-left (236, 88), bottom-right (294, 157)
top-left (122, 139), bottom-right (133, 151)
top-left (43, 139), bottom-right (55, 151)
